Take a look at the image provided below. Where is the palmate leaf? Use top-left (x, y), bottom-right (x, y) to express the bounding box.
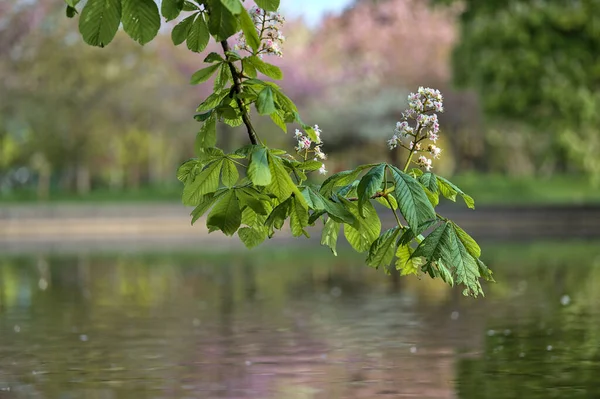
top-left (451, 222), bottom-right (481, 258)
top-left (78, 0), bottom-right (121, 47)
top-left (177, 159), bottom-right (201, 184)
top-left (248, 146), bottom-right (271, 186)
top-left (390, 166), bottom-right (436, 234)
top-left (190, 64), bottom-right (221, 85)
top-left (267, 153), bottom-right (294, 201)
top-left (412, 222), bottom-right (485, 297)
top-left (321, 218), bottom-right (340, 256)
top-left (182, 159), bottom-right (223, 206)
top-left (121, 0), bottom-right (160, 45)
top-left (366, 227), bottom-right (401, 269)
top-left (221, 159), bottom-right (239, 187)
top-left (239, 7), bottom-right (261, 52)
top-left (172, 14), bottom-right (195, 45)
top-left (290, 195), bottom-right (309, 237)
top-left (195, 113), bottom-right (217, 154)
top-left (265, 197), bottom-right (292, 231)
top-left (206, 189), bottom-right (242, 236)
top-left (237, 188), bottom-right (271, 215)
top-left (256, 87), bottom-right (276, 115)
top-left (254, 0), bottom-right (280, 11)
top-left (395, 245), bottom-right (425, 276)
top-left (341, 199), bottom-right (381, 253)
top-left (357, 163), bottom-right (386, 217)
top-left (191, 191), bottom-right (226, 225)
top-left (238, 227), bottom-right (267, 248)
top-left (436, 175), bottom-right (475, 209)
top-left (161, 0), bottom-right (184, 21)
top-left (319, 164), bottom-right (377, 198)
top-left (187, 13), bottom-right (210, 53)
top-left (207, 0), bottom-right (239, 41)
top-left (246, 56), bottom-right (283, 80)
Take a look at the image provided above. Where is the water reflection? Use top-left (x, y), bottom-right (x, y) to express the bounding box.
top-left (0, 242), bottom-right (599, 398)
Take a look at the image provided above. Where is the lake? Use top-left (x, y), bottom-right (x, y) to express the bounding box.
top-left (1, 241), bottom-right (599, 398)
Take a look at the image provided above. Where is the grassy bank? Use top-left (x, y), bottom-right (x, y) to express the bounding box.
top-left (1, 174), bottom-right (598, 205)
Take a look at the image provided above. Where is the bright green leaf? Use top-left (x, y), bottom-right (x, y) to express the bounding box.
top-left (207, 0), bottom-right (239, 41)
top-left (246, 56), bottom-right (283, 80)
top-left (267, 154), bottom-right (294, 200)
top-left (342, 199), bottom-right (381, 253)
top-left (395, 245), bottom-right (424, 276)
top-left (172, 14), bottom-right (195, 45)
top-left (219, 0), bottom-right (243, 14)
top-left (187, 13), bottom-right (210, 53)
top-left (207, 189), bottom-right (242, 236)
top-left (366, 227), bottom-right (401, 269)
top-left (256, 87), bottom-right (276, 115)
top-left (195, 114), bottom-right (217, 155)
top-left (451, 222), bottom-right (481, 258)
top-left (78, 0), bottom-right (121, 47)
top-left (191, 191), bottom-right (225, 225)
top-left (248, 146), bottom-right (272, 186)
top-left (238, 227), bottom-right (267, 248)
top-left (221, 159), bottom-right (239, 187)
top-left (161, 0), bottom-right (184, 21)
top-left (357, 164), bottom-right (385, 217)
top-left (239, 7), bottom-right (261, 52)
top-left (121, 0), bottom-right (160, 45)
top-left (190, 64), bottom-right (221, 85)
top-left (290, 196), bottom-right (309, 237)
top-left (182, 160), bottom-right (223, 206)
top-left (254, 0), bottom-right (280, 11)
top-left (270, 111), bottom-right (287, 133)
top-left (390, 165), bottom-right (436, 234)
top-left (321, 218), bottom-right (340, 256)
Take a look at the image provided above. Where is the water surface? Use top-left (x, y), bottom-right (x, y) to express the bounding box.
top-left (1, 242), bottom-right (599, 398)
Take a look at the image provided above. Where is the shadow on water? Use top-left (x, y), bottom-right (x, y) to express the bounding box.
top-left (0, 242), bottom-right (599, 398)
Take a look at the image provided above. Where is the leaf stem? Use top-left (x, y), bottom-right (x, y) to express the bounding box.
top-left (220, 40), bottom-right (260, 146)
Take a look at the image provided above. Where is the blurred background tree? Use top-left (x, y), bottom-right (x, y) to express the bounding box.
top-left (1, 0), bottom-right (598, 200)
top-left (440, 0), bottom-right (600, 181)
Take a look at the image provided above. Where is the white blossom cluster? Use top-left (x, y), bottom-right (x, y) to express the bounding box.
top-left (388, 87), bottom-right (444, 171)
top-left (294, 125), bottom-right (327, 175)
top-left (235, 6), bottom-right (285, 57)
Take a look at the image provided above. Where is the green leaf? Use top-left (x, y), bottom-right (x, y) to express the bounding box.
top-left (254, 0), bottom-right (280, 11)
top-left (412, 222), bottom-right (455, 270)
top-left (191, 191), bottom-right (225, 225)
top-left (366, 227), bottom-right (401, 269)
top-left (190, 64), bottom-right (221, 85)
top-left (78, 0), bottom-right (121, 47)
top-left (321, 198), bottom-right (356, 225)
top-left (437, 177), bottom-right (457, 201)
top-left (221, 159), bottom-right (239, 187)
top-left (256, 87), bottom-right (276, 115)
top-left (265, 197), bottom-right (292, 230)
top-left (207, 189), bottom-right (242, 236)
top-left (449, 228), bottom-right (482, 296)
top-left (319, 164), bottom-right (376, 197)
top-left (301, 187), bottom-right (325, 210)
top-left (436, 175), bottom-right (475, 209)
top-left (476, 258), bottom-right (495, 282)
top-left (290, 196), bottom-right (309, 237)
top-left (207, 0), bottom-right (239, 41)
top-left (219, 0), bottom-right (243, 14)
top-left (246, 56), bottom-right (283, 80)
top-left (196, 89), bottom-right (229, 112)
top-left (451, 222), bottom-right (481, 258)
top-left (357, 164), bottom-right (385, 217)
top-left (248, 146), bottom-right (272, 186)
top-left (204, 52), bottom-right (224, 63)
top-left (270, 111), bottom-right (287, 133)
top-left (298, 160), bottom-right (323, 172)
top-left (161, 0), bottom-right (184, 21)
top-left (182, 160), bottom-right (223, 206)
top-left (66, 5), bottom-right (78, 18)
top-left (195, 114), bottom-right (217, 154)
top-left (321, 218), bottom-right (340, 256)
top-left (177, 159), bottom-right (201, 183)
top-left (242, 58), bottom-right (258, 78)
top-left (239, 7), bottom-right (261, 52)
top-left (375, 194), bottom-right (398, 210)
top-left (398, 219), bottom-right (439, 246)
top-left (342, 199), bottom-right (381, 253)
top-left (183, 0), bottom-right (199, 11)
top-left (171, 14), bottom-right (195, 45)
top-left (187, 13), bottom-right (210, 53)
top-left (237, 188), bottom-right (270, 215)
top-left (267, 154), bottom-right (294, 200)
top-left (121, 0), bottom-right (160, 45)
top-left (390, 165), bottom-right (436, 234)
top-left (214, 64), bottom-right (230, 91)
top-left (419, 173), bottom-right (438, 193)
top-left (395, 245), bottom-right (425, 276)
top-left (238, 227), bottom-right (267, 248)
